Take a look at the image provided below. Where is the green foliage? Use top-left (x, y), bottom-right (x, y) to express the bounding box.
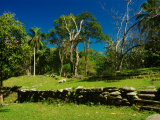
top-left (144, 39), bottom-right (160, 67)
top-left (0, 12), bottom-right (28, 78)
top-left (136, 0), bottom-right (160, 38)
top-left (78, 55), bottom-right (96, 76)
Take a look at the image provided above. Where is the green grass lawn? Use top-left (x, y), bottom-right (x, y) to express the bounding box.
top-left (0, 102), bottom-right (157, 120)
top-left (3, 71), bottom-right (160, 91)
top-left (1, 67), bottom-right (160, 120)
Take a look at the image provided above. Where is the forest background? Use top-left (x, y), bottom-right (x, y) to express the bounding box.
top-left (0, 0), bottom-right (160, 80)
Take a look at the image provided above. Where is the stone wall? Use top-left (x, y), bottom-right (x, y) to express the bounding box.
top-left (3, 86), bottom-right (160, 112)
top-left (16, 86), bottom-right (140, 106)
top-left (135, 87), bottom-right (160, 112)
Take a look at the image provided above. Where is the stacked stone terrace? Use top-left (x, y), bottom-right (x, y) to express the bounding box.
top-left (14, 86), bottom-right (140, 106)
top-left (3, 86), bottom-right (160, 112)
top-left (135, 86), bottom-right (160, 112)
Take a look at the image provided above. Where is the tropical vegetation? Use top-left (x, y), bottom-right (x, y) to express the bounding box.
top-left (0, 0), bottom-right (160, 118)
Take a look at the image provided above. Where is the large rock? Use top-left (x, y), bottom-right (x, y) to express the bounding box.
top-left (92, 87), bottom-right (104, 92)
top-left (145, 114), bottom-right (160, 120)
top-left (58, 79), bottom-right (66, 83)
top-left (76, 86), bottom-right (83, 89)
top-left (110, 91), bottom-right (121, 96)
top-left (57, 89), bottom-right (63, 92)
top-left (139, 89), bottom-right (158, 94)
top-left (127, 92), bottom-right (137, 96)
top-left (103, 87), bottom-right (118, 92)
top-left (83, 87), bottom-right (94, 92)
top-left (135, 99), bottom-right (160, 104)
top-left (119, 86), bottom-right (136, 92)
top-left (63, 88), bottom-right (72, 92)
top-left (132, 95), bottom-right (139, 100)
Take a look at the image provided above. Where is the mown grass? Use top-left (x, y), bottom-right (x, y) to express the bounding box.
top-left (3, 71), bottom-right (160, 91)
top-left (0, 102), bottom-right (157, 120)
top-left (1, 67), bottom-right (160, 119)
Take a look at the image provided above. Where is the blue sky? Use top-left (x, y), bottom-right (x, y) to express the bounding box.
top-left (0, 0), bottom-right (146, 53)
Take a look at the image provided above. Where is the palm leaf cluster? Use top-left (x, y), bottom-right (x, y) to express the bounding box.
top-left (136, 0), bottom-right (160, 38)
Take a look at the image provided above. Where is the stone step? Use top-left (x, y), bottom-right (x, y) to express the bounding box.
top-left (135, 99), bottom-right (160, 105)
top-left (141, 106), bottom-right (160, 112)
top-left (138, 94), bottom-right (160, 100)
top-left (139, 89), bottom-right (159, 94)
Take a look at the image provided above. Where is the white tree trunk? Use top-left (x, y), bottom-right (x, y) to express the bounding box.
top-left (34, 44), bottom-right (36, 76)
top-left (63, 15), bottom-right (83, 77)
top-left (74, 47), bottom-right (79, 77)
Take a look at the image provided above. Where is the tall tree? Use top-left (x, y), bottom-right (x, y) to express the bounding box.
top-left (49, 18), bottom-right (70, 76)
top-left (0, 13), bottom-right (26, 104)
top-left (76, 11), bottom-right (109, 75)
top-left (28, 26), bottom-right (43, 76)
top-left (100, 0), bottom-right (148, 71)
top-left (63, 13), bottom-right (83, 77)
top-left (136, 0), bottom-right (160, 67)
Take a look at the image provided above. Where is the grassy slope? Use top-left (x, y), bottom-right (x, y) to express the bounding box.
top-left (1, 67), bottom-right (160, 120)
top-left (3, 67), bottom-right (160, 91)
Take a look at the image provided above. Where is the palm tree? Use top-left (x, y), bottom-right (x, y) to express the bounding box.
top-left (28, 26), bottom-right (44, 76)
top-left (136, 0), bottom-right (160, 38)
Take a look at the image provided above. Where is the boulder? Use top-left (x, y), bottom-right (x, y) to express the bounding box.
top-left (92, 87), bottom-right (104, 92)
top-left (103, 87), bottom-right (117, 91)
top-left (58, 80), bottom-right (63, 83)
top-left (102, 92), bottom-right (109, 95)
top-left (62, 79), bottom-right (66, 82)
top-left (121, 98), bottom-right (129, 102)
top-left (119, 86), bottom-right (136, 92)
top-left (139, 89), bottom-right (158, 94)
top-left (127, 92), bottom-right (137, 96)
top-left (145, 114), bottom-right (160, 120)
top-left (63, 88), bottom-right (72, 92)
top-left (58, 79), bottom-right (67, 83)
top-left (116, 95), bottom-right (122, 99)
top-left (83, 87), bottom-right (94, 92)
top-left (79, 91), bottom-right (88, 94)
top-left (132, 95), bottom-right (139, 100)
top-left (76, 86), bottom-right (83, 89)
top-left (78, 95), bottom-right (83, 99)
top-left (57, 89), bottom-right (63, 92)
top-left (110, 91), bottom-right (121, 96)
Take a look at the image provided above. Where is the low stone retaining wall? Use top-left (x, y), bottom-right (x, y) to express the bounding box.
top-left (17, 86), bottom-right (140, 106)
top-left (136, 87), bottom-right (160, 112)
top-left (3, 86), bottom-right (160, 111)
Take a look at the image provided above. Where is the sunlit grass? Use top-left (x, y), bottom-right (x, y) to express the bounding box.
top-left (3, 74), bottom-right (160, 91)
top-left (0, 102), bottom-right (157, 120)
top-left (2, 67), bottom-right (160, 119)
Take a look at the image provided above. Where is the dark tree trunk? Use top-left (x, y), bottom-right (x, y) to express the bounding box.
top-left (85, 37), bottom-right (89, 76)
top-left (84, 41), bottom-right (87, 75)
top-left (70, 41), bottom-right (74, 76)
top-left (0, 41), bottom-right (3, 104)
top-left (59, 50), bottom-right (63, 77)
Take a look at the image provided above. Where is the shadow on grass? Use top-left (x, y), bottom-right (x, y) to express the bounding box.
top-left (122, 67), bottom-right (160, 74)
top-left (76, 68), bottom-right (160, 83)
top-left (0, 108), bottom-right (10, 112)
top-left (76, 75), bottom-right (134, 83)
top-left (3, 91), bottom-right (13, 99)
